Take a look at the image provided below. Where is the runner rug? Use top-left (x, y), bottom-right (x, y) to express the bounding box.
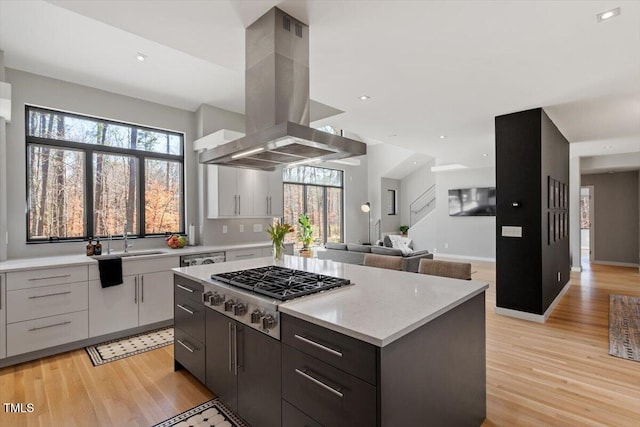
top-left (152, 399), bottom-right (249, 427)
top-left (85, 326), bottom-right (174, 366)
top-left (609, 294), bottom-right (640, 362)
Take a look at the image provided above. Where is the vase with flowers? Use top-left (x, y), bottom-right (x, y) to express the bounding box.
top-left (266, 222), bottom-right (294, 261)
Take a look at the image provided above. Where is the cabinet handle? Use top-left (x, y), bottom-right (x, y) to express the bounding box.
top-left (141, 276), bottom-right (144, 303)
top-left (269, 196), bottom-right (272, 215)
top-left (267, 196), bottom-right (270, 215)
top-left (228, 323), bottom-right (233, 373)
top-left (176, 304), bottom-right (194, 315)
top-left (29, 320), bottom-right (71, 332)
top-left (295, 369), bottom-right (344, 398)
top-left (28, 291), bottom-right (72, 299)
top-left (28, 274), bottom-right (71, 281)
top-left (294, 334), bottom-right (343, 357)
top-left (238, 195), bottom-right (241, 215)
top-left (235, 253), bottom-right (256, 258)
top-left (1, 275), bottom-right (3, 310)
top-left (176, 339), bottom-right (195, 353)
top-left (233, 323), bottom-right (238, 376)
top-left (176, 284), bottom-right (194, 293)
top-left (134, 276), bottom-right (138, 304)
top-left (234, 195), bottom-right (237, 215)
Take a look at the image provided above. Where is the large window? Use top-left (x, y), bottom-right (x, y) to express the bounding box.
top-left (282, 166), bottom-right (343, 249)
top-left (26, 106), bottom-right (184, 242)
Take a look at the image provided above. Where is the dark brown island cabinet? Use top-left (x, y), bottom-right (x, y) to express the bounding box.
top-left (174, 275), bottom-right (487, 427)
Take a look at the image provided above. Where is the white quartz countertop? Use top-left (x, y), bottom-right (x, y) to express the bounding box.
top-left (0, 242), bottom-right (274, 273)
top-left (173, 256), bottom-right (489, 347)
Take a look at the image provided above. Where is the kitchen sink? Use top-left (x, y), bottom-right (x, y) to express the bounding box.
top-left (92, 250), bottom-right (166, 259)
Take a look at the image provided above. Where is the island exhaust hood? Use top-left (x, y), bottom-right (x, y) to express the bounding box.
top-left (199, 7), bottom-right (366, 170)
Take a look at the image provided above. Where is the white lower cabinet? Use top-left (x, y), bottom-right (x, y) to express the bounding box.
top-left (5, 267), bottom-right (89, 357)
top-left (88, 256), bottom-right (178, 338)
top-left (7, 311), bottom-right (88, 357)
top-left (1, 273), bottom-right (6, 359)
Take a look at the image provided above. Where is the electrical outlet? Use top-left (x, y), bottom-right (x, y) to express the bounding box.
top-left (222, 225), bottom-right (228, 234)
top-left (253, 224), bottom-right (262, 233)
top-left (444, 243), bottom-right (449, 249)
top-left (239, 224), bottom-right (244, 232)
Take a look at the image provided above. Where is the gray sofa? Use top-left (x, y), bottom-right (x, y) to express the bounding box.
top-left (317, 242), bottom-right (433, 272)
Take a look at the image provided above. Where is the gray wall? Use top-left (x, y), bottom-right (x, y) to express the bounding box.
top-left (400, 159), bottom-right (436, 226)
top-left (433, 167), bottom-right (496, 259)
top-left (581, 171), bottom-right (639, 266)
top-left (3, 68), bottom-right (196, 259)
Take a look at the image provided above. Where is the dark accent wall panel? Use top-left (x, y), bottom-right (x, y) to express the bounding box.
top-left (495, 108), bottom-right (570, 315)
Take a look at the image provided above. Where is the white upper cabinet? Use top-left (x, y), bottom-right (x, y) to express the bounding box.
top-left (207, 165), bottom-right (283, 218)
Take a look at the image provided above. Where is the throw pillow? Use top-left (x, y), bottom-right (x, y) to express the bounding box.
top-left (383, 235), bottom-right (393, 247)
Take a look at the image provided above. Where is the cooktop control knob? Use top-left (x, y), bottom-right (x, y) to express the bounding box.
top-left (202, 291), bottom-right (212, 304)
top-left (250, 310), bottom-right (262, 323)
top-left (211, 293), bottom-right (224, 306)
top-left (233, 303), bottom-right (247, 316)
top-left (261, 314), bottom-right (277, 330)
top-left (224, 299), bottom-right (235, 312)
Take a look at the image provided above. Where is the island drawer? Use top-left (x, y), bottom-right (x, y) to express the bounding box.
top-left (282, 345), bottom-right (376, 427)
top-left (174, 327), bottom-right (205, 384)
top-left (282, 399), bottom-right (322, 427)
top-left (175, 293), bottom-right (205, 343)
top-left (7, 281), bottom-right (88, 324)
top-left (174, 275), bottom-right (203, 305)
top-left (281, 313), bottom-right (377, 385)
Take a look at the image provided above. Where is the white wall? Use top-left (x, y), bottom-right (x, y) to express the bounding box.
top-left (433, 167), bottom-right (496, 259)
top-left (380, 177), bottom-right (401, 234)
top-left (400, 159), bottom-right (436, 226)
top-left (4, 68), bottom-right (197, 259)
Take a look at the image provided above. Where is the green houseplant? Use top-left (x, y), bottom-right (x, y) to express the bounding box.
top-left (399, 225), bottom-right (409, 236)
top-left (298, 213), bottom-right (314, 250)
top-left (266, 223), bottom-right (294, 261)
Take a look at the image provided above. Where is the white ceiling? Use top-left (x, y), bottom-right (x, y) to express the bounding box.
top-left (1, 0), bottom-right (638, 170)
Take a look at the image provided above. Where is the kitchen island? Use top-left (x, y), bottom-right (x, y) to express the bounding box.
top-left (173, 255), bottom-right (488, 427)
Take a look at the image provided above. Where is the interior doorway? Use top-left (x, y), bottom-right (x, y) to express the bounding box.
top-left (580, 186), bottom-right (595, 266)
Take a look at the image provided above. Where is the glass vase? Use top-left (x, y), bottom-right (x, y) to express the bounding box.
top-left (273, 240), bottom-right (284, 261)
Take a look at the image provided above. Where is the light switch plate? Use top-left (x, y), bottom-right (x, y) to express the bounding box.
top-left (222, 225), bottom-right (228, 234)
top-left (239, 224), bottom-right (244, 232)
top-left (502, 226), bottom-right (523, 238)
top-left (253, 224), bottom-right (262, 233)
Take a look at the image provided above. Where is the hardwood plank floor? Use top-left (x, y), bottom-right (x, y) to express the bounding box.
top-left (0, 262), bottom-right (638, 426)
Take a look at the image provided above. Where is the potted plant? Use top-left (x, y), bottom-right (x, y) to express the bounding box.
top-left (266, 223), bottom-right (294, 261)
top-left (399, 225), bottom-right (409, 236)
top-left (298, 213), bottom-right (314, 254)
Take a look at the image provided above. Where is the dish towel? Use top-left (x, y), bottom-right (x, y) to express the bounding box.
top-left (98, 257), bottom-right (123, 288)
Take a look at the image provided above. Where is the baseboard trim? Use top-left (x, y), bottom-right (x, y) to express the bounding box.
top-left (591, 260), bottom-right (639, 268)
top-left (434, 253), bottom-right (496, 263)
top-left (494, 280), bottom-right (572, 323)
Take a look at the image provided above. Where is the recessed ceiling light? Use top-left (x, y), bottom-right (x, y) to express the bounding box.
top-left (413, 161), bottom-right (417, 165)
top-left (136, 53), bottom-right (147, 62)
top-left (482, 153), bottom-right (488, 157)
top-left (597, 7), bottom-right (620, 22)
top-left (359, 95), bottom-right (370, 101)
top-left (439, 135), bottom-right (446, 139)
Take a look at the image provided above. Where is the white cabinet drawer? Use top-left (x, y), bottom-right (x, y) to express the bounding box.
top-left (7, 282), bottom-right (88, 324)
top-left (89, 256), bottom-right (180, 280)
top-left (7, 266), bottom-right (88, 291)
top-left (7, 310), bottom-right (88, 357)
top-left (226, 248), bottom-right (263, 261)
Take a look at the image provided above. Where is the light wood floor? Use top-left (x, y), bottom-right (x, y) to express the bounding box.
top-left (0, 262), bottom-right (638, 427)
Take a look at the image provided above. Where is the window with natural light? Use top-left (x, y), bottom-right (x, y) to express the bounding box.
top-left (26, 106), bottom-right (184, 241)
top-left (282, 165), bottom-right (343, 249)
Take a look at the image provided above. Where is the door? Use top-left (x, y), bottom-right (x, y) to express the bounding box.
top-left (268, 170), bottom-right (283, 217)
top-left (138, 271), bottom-right (174, 326)
top-left (88, 277), bottom-right (138, 337)
top-left (253, 170), bottom-right (270, 216)
top-left (0, 273), bottom-right (6, 359)
top-left (205, 309), bottom-right (238, 412)
top-left (237, 325), bottom-right (282, 427)
top-left (218, 166), bottom-right (238, 216)
top-left (236, 169), bottom-right (255, 216)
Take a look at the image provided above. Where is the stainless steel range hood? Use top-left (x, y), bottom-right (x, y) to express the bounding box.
top-left (199, 7), bottom-right (366, 170)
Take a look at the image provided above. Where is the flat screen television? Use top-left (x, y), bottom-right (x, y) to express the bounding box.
top-left (448, 187), bottom-right (496, 216)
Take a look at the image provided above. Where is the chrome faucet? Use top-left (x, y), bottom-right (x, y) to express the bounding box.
top-left (123, 222), bottom-right (133, 253)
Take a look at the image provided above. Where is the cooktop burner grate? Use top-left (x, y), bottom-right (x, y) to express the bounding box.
top-left (210, 266), bottom-right (351, 301)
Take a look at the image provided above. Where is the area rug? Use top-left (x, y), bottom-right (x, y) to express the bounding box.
top-left (152, 398), bottom-right (250, 427)
top-left (85, 327), bottom-right (174, 366)
top-left (609, 294), bottom-right (640, 362)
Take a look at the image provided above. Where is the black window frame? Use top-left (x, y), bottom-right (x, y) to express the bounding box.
top-left (25, 105), bottom-right (185, 243)
top-left (283, 165), bottom-right (344, 246)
